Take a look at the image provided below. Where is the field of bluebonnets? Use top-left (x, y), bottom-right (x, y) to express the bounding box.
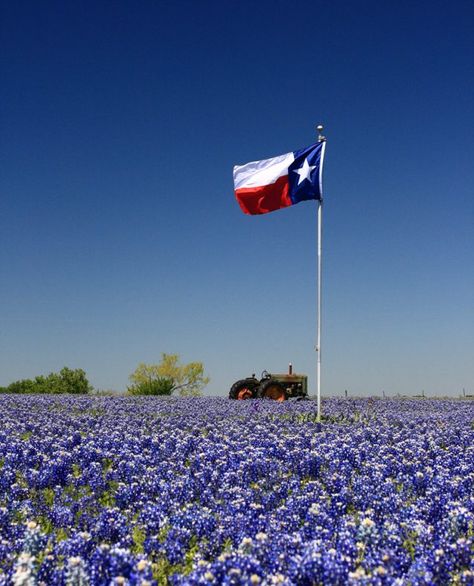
top-left (0, 395), bottom-right (473, 586)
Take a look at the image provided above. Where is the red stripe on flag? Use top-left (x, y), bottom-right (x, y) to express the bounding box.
top-left (234, 175), bottom-right (291, 215)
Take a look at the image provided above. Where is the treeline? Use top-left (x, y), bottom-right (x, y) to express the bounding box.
top-left (0, 367), bottom-right (91, 394)
top-left (0, 354), bottom-right (209, 396)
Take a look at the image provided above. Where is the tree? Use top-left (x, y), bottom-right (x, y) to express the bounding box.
top-left (128, 353), bottom-right (209, 397)
top-left (4, 379), bottom-right (36, 393)
top-left (1, 367), bottom-right (92, 394)
top-left (54, 367), bottom-right (92, 394)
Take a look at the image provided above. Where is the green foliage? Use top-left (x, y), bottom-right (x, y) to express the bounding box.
top-left (1, 367), bottom-right (92, 394)
top-left (98, 489), bottom-right (116, 507)
top-left (37, 515), bottom-right (54, 535)
top-left (42, 488), bottom-right (55, 507)
top-left (402, 529), bottom-right (418, 561)
top-left (55, 367), bottom-right (92, 394)
top-left (151, 535), bottom-right (201, 584)
top-left (131, 525), bottom-right (146, 554)
top-left (102, 458), bottom-right (115, 474)
top-left (128, 377), bottom-right (175, 396)
top-left (128, 353), bottom-right (209, 397)
top-left (3, 378), bottom-right (37, 393)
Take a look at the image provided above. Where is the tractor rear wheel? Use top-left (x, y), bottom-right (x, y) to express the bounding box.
top-left (229, 379), bottom-right (258, 400)
top-left (258, 379), bottom-right (287, 402)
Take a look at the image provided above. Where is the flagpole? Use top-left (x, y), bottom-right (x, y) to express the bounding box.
top-left (316, 124), bottom-right (326, 423)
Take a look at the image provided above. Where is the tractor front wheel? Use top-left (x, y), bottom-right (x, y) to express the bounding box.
top-left (229, 379), bottom-right (258, 400)
top-left (258, 379), bottom-right (287, 402)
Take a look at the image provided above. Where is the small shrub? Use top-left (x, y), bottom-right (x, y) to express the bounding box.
top-left (127, 377), bottom-right (175, 396)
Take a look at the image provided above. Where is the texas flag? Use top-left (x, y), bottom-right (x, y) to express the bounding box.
top-left (233, 141), bottom-right (325, 215)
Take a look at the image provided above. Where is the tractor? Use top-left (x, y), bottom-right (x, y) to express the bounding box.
top-left (229, 364), bottom-right (308, 402)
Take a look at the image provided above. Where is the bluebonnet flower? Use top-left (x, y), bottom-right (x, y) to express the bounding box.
top-left (65, 556), bottom-right (90, 586)
top-left (0, 395), bottom-right (472, 584)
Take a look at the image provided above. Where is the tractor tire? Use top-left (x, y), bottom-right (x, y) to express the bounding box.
top-left (258, 379), bottom-right (287, 402)
top-left (229, 379), bottom-right (258, 400)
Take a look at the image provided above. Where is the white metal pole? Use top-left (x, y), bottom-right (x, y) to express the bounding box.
top-left (316, 126), bottom-right (326, 423)
top-left (316, 198), bottom-right (322, 422)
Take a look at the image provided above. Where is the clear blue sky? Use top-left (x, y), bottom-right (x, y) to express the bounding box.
top-left (1, 0), bottom-right (473, 396)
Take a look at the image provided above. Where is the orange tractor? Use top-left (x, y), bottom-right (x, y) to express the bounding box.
top-left (229, 364), bottom-right (308, 402)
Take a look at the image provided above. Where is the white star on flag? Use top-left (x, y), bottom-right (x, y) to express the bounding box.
top-left (294, 158), bottom-right (316, 185)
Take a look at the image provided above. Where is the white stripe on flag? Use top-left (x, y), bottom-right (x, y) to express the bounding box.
top-left (233, 152), bottom-right (294, 190)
